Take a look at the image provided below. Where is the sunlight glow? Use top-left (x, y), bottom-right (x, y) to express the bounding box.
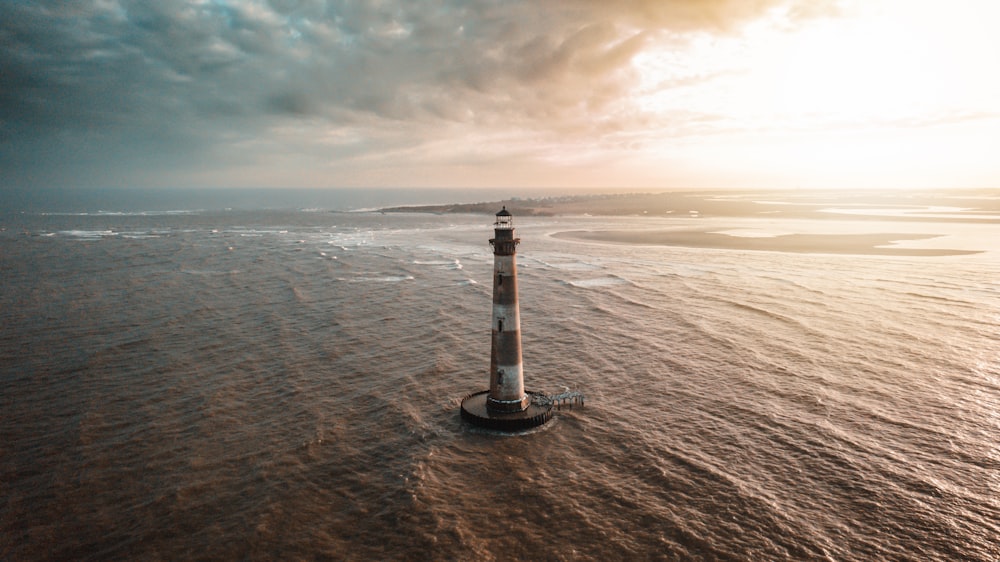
top-left (751, 1), bottom-right (1000, 122)
top-left (629, 0), bottom-right (1000, 187)
top-left (635, 0), bottom-right (1000, 125)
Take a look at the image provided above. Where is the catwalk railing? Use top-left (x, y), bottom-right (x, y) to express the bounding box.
top-left (533, 391), bottom-right (585, 410)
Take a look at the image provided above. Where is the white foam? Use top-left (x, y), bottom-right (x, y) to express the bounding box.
top-left (413, 258), bottom-right (463, 270)
top-left (327, 231), bottom-right (376, 248)
top-left (59, 230), bottom-right (117, 239)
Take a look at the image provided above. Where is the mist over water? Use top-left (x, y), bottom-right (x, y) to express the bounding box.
top-left (2, 204), bottom-right (998, 560)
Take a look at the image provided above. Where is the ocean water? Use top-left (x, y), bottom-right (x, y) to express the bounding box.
top-left (1, 208), bottom-right (998, 560)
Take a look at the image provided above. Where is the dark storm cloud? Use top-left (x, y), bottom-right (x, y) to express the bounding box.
top-left (0, 0), bottom-right (832, 188)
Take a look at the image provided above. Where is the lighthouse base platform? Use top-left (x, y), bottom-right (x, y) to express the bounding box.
top-left (460, 390), bottom-right (553, 431)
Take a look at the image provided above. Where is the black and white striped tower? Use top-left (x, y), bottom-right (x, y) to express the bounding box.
top-left (487, 206), bottom-right (529, 413)
top-left (461, 207), bottom-right (553, 430)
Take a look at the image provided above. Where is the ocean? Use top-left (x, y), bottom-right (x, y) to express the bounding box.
top-left (2, 200), bottom-right (998, 560)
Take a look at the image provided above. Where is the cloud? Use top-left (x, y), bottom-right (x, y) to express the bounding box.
top-left (0, 0), bottom-right (840, 189)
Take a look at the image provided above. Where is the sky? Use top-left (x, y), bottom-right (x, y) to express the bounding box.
top-left (3, 0), bottom-right (1000, 192)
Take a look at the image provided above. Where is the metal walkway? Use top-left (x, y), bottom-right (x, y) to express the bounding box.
top-left (533, 391), bottom-right (585, 410)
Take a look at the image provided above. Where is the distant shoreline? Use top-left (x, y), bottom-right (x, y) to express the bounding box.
top-left (379, 189), bottom-right (1000, 224)
top-left (380, 190), bottom-right (995, 256)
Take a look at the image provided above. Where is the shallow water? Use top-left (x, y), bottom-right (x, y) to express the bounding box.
top-left (2, 209), bottom-right (998, 560)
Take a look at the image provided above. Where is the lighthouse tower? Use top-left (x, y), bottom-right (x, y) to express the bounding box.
top-left (487, 207), bottom-right (529, 412)
top-left (461, 207), bottom-right (553, 430)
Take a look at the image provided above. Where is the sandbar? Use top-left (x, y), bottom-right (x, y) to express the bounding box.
top-left (552, 229), bottom-right (981, 257)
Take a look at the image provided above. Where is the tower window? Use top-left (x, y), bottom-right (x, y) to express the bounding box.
top-left (498, 273), bottom-right (503, 285)
top-left (498, 319), bottom-right (504, 332)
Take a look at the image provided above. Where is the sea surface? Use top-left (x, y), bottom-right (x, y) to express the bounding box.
top-left (2, 205), bottom-right (998, 560)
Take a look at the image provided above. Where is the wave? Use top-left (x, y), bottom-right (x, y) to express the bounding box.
top-left (413, 259), bottom-right (463, 270)
top-left (724, 300), bottom-right (814, 331)
top-left (58, 229), bottom-right (117, 239)
top-left (561, 275), bottom-right (631, 288)
top-left (182, 269), bottom-right (241, 276)
top-left (348, 275), bottom-right (415, 283)
top-left (530, 257), bottom-right (602, 271)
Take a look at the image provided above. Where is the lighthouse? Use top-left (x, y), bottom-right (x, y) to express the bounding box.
top-left (487, 206), bottom-right (528, 413)
top-left (461, 207), bottom-right (553, 430)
